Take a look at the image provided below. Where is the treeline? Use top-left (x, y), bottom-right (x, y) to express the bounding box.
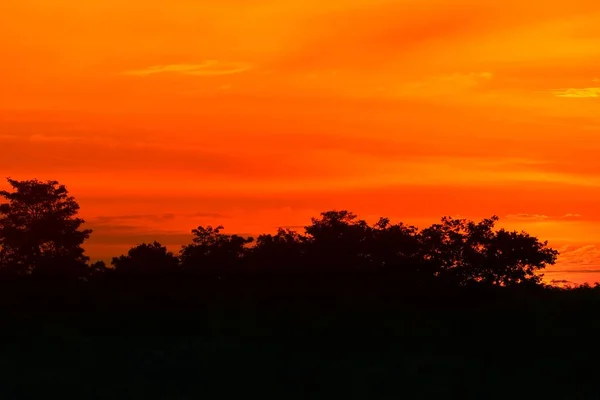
top-left (8, 176), bottom-right (599, 311)
top-left (0, 177), bottom-right (560, 288)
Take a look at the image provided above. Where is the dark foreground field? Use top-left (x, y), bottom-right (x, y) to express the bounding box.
top-left (1, 283), bottom-right (600, 399)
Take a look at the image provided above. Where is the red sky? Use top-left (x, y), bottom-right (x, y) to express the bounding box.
top-left (2, 0), bottom-right (600, 284)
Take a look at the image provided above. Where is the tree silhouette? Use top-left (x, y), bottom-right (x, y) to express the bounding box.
top-left (112, 242), bottom-right (180, 277)
top-left (367, 217), bottom-right (423, 279)
top-left (0, 178), bottom-right (561, 290)
top-left (418, 216), bottom-right (558, 286)
top-left (0, 178), bottom-right (92, 278)
top-left (253, 228), bottom-right (308, 272)
top-left (88, 260), bottom-right (110, 280)
top-left (304, 210), bottom-right (371, 272)
top-left (418, 216), bottom-right (493, 285)
top-left (180, 225), bottom-right (254, 275)
top-left (482, 228), bottom-right (558, 286)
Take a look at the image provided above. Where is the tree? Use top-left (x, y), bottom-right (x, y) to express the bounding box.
top-left (88, 260), bottom-right (111, 280)
top-left (112, 242), bottom-right (180, 276)
top-left (0, 178), bottom-right (92, 278)
top-left (253, 228), bottom-right (307, 272)
top-left (180, 225), bottom-right (254, 274)
top-left (418, 215), bottom-right (558, 286)
top-left (418, 216), bottom-right (496, 285)
top-left (481, 228), bottom-right (558, 286)
top-left (367, 217), bottom-right (422, 277)
top-left (304, 210), bottom-right (371, 272)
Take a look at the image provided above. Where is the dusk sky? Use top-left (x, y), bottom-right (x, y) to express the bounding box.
top-left (2, 0), bottom-right (600, 284)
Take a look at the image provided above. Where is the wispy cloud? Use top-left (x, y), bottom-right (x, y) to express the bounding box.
top-left (92, 214), bottom-right (177, 225)
top-left (192, 212), bottom-right (228, 219)
top-left (29, 134), bottom-right (82, 143)
top-left (123, 61), bottom-right (253, 77)
top-left (27, 134), bottom-right (112, 145)
top-left (562, 213), bottom-right (583, 219)
top-left (506, 213), bottom-right (582, 222)
top-left (551, 270), bottom-right (600, 274)
top-left (505, 213), bottom-right (551, 222)
top-left (278, 225), bottom-right (305, 230)
top-left (86, 228), bottom-right (192, 247)
top-left (397, 72), bottom-right (493, 97)
top-left (550, 87), bottom-right (600, 98)
top-left (554, 244), bottom-right (600, 267)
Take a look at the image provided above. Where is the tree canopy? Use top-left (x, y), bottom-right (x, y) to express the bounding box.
top-left (0, 178), bottom-right (92, 278)
top-left (0, 177), bottom-right (560, 288)
top-left (112, 241), bottom-right (180, 276)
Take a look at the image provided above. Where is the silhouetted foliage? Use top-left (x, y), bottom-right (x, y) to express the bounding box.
top-left (367, 217), bottom-right (424, 281)
top-left (87, 260), bottom-right (110, 281)
top-left (304, 210), bottom-right (372, 272)
top-left (253, 228), bottom-right (308, 272)
top-left (0, 178), bottom-right (91, 279)
top-left (418, 216), bottom-right (558, 286)
top-left (0, 178), bottom-right (561, 291)
top-left (112, 241), bottom-right (180, 277)
top-left (180, 225), bottom-right (254, 275)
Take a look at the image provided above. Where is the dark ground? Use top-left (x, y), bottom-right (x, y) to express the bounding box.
top-left (1, 284), bottom-right (599, 399)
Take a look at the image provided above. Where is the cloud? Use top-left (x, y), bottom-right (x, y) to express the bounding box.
top-left (123, 61), bottom-right (253, 77)
top-left (28, 134), bottom-right (110, 145)
top-left (505, 213), bottom-right (550, 221)
top-left (396, 72), bottom-right (493, 97)
top-left (550, 88), bottom-right (600, 98)
top-left (85, 224), bottom-right (140, 233)
top-left (554, 244), bottom-right (600, 267)
top-left (505, 213), bottom-right (582, 222)
top-left (192, 212), bottom-right (227, 218)
top-left (444, 72), bottom-right (493, 81)
top-left (552, 269), bottom-right (600, 274)
top-left (92, 214), bottom-right (177, 225)
top-left (278, 225), bottom-right (305, 230)
top-left (29, 134), bottom-right (81, 143)
top-left (548, 279), bottom-right (576, 288)
top-left (86, 229), bottom-right (193, 247)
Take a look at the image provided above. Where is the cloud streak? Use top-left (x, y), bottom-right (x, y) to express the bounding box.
top-left (92, 214), bottom-right (177, 225)
top-left (396, 72), bottom-right (493, 97)
top-left (123, 61), bottom-right (253, 77)
top-left (550, 87), bottom-right (600, 98)
top-left (506, 213), bottom-right (582, 222)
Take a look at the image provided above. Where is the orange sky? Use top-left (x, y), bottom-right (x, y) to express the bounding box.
top-left (1, 0), bottom-right (600, 284)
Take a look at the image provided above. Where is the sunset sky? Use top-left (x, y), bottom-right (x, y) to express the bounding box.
top-left (1, 0), bottom-right (600, 284)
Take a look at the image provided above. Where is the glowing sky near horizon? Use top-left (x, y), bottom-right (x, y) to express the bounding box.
top-left (1, 0), bottom-right (600, 284)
